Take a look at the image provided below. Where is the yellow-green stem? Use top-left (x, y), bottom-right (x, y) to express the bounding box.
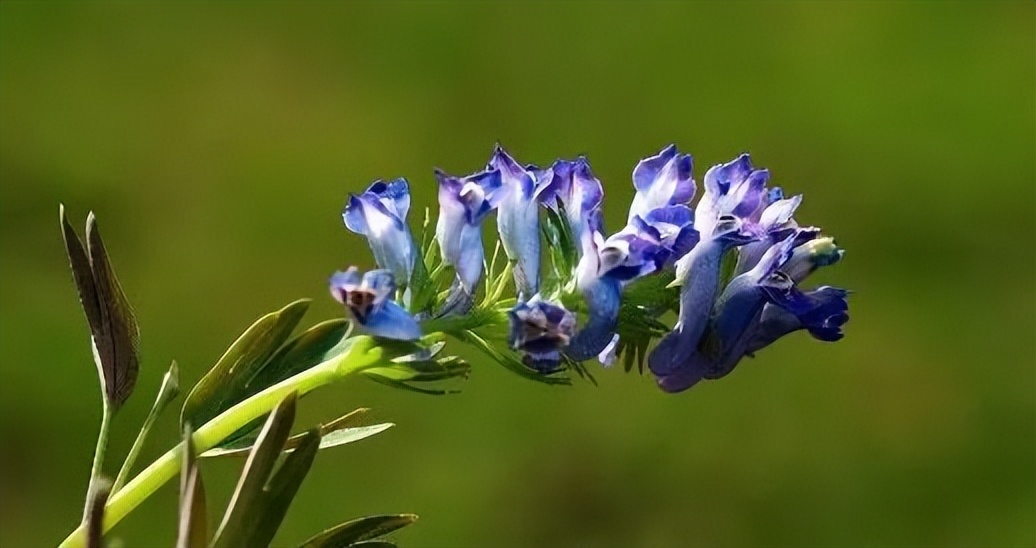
top-left (58, 337), bottom-right (383, 548)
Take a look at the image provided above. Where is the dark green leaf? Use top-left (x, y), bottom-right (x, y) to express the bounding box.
top-left (180, 300), bottom-right (310, 429)
top-left (61, 206), bottom-right (141, 410)
top-left (245, 429), bottom-right (321, 548)
top-left (84, 478), bottom-right (111, 548)
top-left (176, 426), bottom-right (207, 548)
top-left (297, 514), bottom-right (418, 548)
top-left (212, 392), bottom-right (297, 548)
top-left (252, 319), bottom-right (352, 396)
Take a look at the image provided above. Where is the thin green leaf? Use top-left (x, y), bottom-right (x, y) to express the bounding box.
top-left (297, 514), bottom-right (418, 548)
top-left (349, 541), bottom-right (397, 548)
top-left (314, 423), bottom-right (394, 450)
top-left (201, 409), bottom-right (390, 458)
top-left (212, 392), bottom-right (298, 548)
top-left (244, 429), bottom-right (321, 548)
top-left (176, 426), bottom-right (207, 548)
top-left (113, 360), bottom-right (180, 493)
top-left (84, 478), bottom-right (111, 548)
top-left (61, 206), bottom-right (141, 410)
top-left (180, 299), bottom-right (310, 429)
top-left (363, 374), bottom-right (460, 395)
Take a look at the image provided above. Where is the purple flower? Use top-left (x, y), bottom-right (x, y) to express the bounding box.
top-left (509, 296), bottom-right (577, 372)
top-left (329, 267), bottom-right (421, 341)
top-left (435, 167), bottom-right (503, 295)
top-left (628, 144), bottom-right (696, 222)
top-left (488, 145), bottom-right (541, 299)
top-left (536, 157), bottom-right (604, 250)
top-left (343, 178), bottom-right (415, 284)
top-left (733, 189), bottom-right (805, 276)
top-left (695, 154), bottom-right (771, 238)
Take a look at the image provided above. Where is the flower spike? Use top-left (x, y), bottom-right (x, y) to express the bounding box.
top-left (330, 144), bottom-right (849, 390)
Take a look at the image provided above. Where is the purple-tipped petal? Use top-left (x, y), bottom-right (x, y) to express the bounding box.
top-left (538, 157), bottom-right (604, 248)
top-left (366, 177), bottom-right (411, 220)
top-left (435, 167), bottom-right (504, 293)
top-left (696, 154), bottom-right (774, 238)
top-left (490, 145), bottom-right (541, 297)
top-left (628, 145), bottom-right (696, 221)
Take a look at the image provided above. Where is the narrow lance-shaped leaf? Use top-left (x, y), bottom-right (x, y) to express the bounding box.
top-left (202, 321), bottom-right (358, 452)
top-left (244, 429), bottom-right (321, 548)
top-left (349, 541), bottom-right (398, 548)
top-left (297, 514), bottom-right (418, 548)
top-left (201, 408), bottom-right (392, 458)
top-left (212, 392), bottom-right (298, 548)
top-left (112, 360), bottom-right (181, 493)
top-left (61, 206), bottom-right (141, 410)
top-left (176, 425), bottom-right (207, 548)
top-left (181, 300), bottom-right (310, 429)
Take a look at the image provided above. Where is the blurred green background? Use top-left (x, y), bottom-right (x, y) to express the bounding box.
top-left (1, 2), bottom-right (1033, 547)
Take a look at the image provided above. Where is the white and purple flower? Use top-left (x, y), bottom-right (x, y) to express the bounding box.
top-left (489, 145), bottom-right (542, 299)
top-left (435, 167), bottom-right (503, 295)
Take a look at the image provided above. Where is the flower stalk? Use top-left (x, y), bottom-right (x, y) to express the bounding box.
top-left (59, 337), bottom-right (386, 548)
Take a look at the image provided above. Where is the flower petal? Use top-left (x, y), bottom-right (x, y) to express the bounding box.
top-left (628, 144), bottom-right (695, 221)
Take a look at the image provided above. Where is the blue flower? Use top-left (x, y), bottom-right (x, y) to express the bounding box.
top-left (488, 145), bottom-right (541, 299)
top-left (745, 286), bottom-right (849, 355)
top-left (509, 296), bottom-right (577, 373)
top-left (654, 231), bottom-right (849, 392)
top-left (343, 178), bottom-right (415, 285)
top-left (329, 267), bottom-right (421, 340)
top-left (536, 157), bottom-right (604, 250)
top-left (565, 229), bottom-right (624, 361)
top-left (435, 167), bottom-right (503, 296)
top-left (648, 213), bottom-right (759, 377)
top-left (628, 144), bottom-right (696, 222)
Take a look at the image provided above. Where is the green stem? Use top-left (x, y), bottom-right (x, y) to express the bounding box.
top-left (81, 398), bottom-right (112, 524)
top-left (58, 337), bottom-right (384, 548)
top-left (110, 400), bottom-right (159, 494)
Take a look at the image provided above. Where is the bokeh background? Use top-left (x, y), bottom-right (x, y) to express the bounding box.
top-left (2, 2), bottom-right (1033, 547)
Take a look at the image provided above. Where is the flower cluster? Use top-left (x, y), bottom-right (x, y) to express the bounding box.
top-left (332, 144), bottom-right (848, 392)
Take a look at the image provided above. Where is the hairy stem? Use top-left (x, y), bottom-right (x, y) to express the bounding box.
top-left (58, 338), bottom-right (384, 548)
